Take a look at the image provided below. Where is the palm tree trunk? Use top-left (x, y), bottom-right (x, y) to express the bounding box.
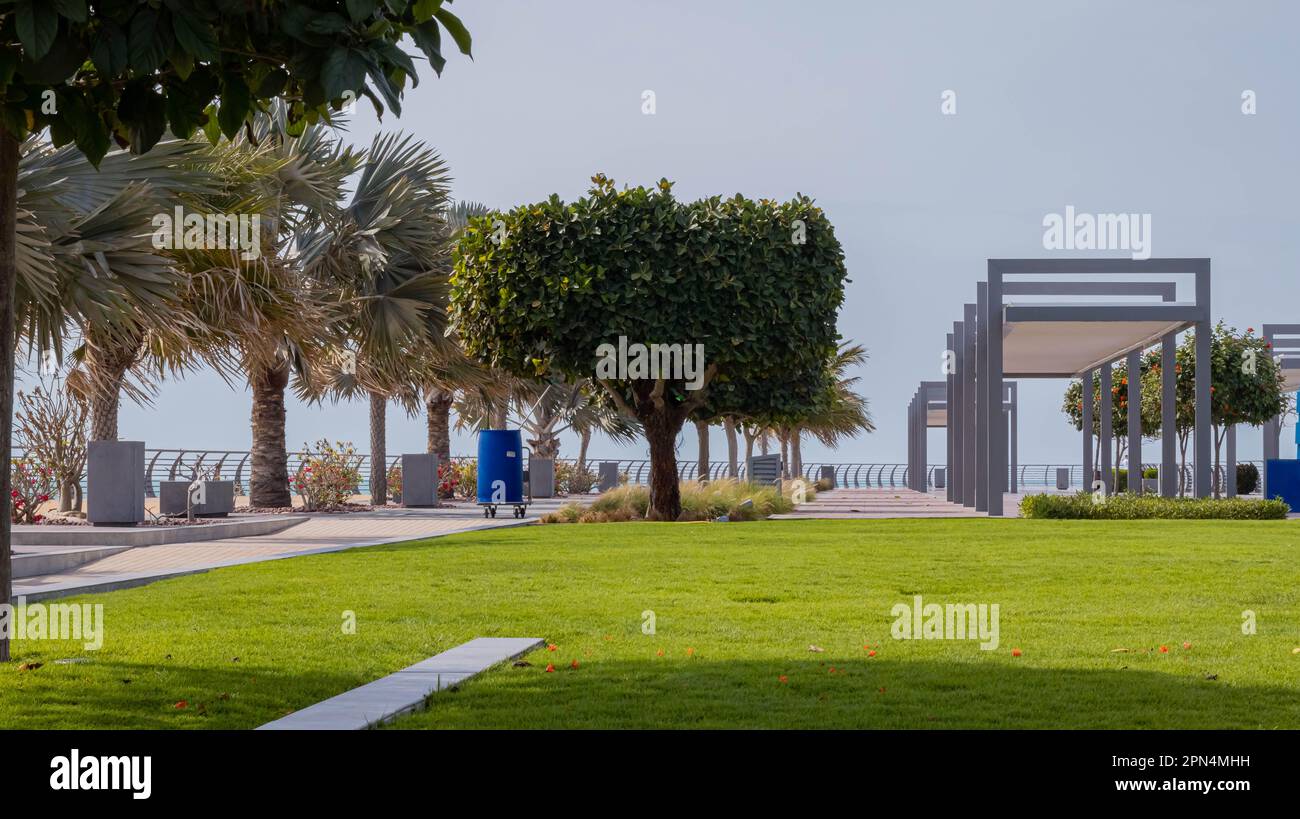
top-left (1, 129), bottom-right (18, 662)
top-left (250, 360), bottom-right (292, 508)
top-left (723, 416), bottom-right (738, 478)
top-left (84, 332), bottom-right (139, 441)
top-left (695, 419), bottom-right (709, 481)
top-left (370, 391), bottom-right (387, 505)
top-left (779, 430), bottom-right (790, 478)
top-left (425, 389), bottom-right (453, 462)
top-left (743, 426), bottom-right (756, 477)
top-left (577, 427), bottom-right (591, 475)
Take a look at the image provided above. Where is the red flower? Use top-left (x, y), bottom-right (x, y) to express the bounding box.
top-left (1159, 645), bottom-right (1168, 653)
top-left (867, 650), bottom-right (877, 657)
top-left (1011, 648), bottom-right (1022, 657)
top-left (778, 675), bottom-right (789, 684)
top-left (545, 664), bottom-right (555, 673)
top-left (570, 659), bottom-right (579, 669)
top-left (174, 700), bottom-right (188, 709)
top-left (547, 643), bottom-right (557, 651)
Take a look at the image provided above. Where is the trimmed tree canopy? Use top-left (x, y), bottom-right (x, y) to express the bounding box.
top-left (449, 175), bottom-right (848, 519)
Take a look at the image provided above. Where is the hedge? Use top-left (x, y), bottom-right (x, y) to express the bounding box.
top-left (1020, 492), bottom-right (1290, 520)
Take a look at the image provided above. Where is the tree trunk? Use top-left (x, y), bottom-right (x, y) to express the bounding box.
top-left (779, 431), bottom-right (790, 478)
top-left (791, 426), bottom-right (803, 479)
top-left (743, 426), bottom-right (756, 477)
top-left (250, 360), bottom-right (292, 508)
top-left (1178, 430), bottom-right (1190, 497)
top-left (577, 427), bottom-right (591, 475)
top-left (645, 412), bottom-right (683, 520)
top-left (723, 417), bottom-right (738, 478)
top-left (695, 419), bottom-right (709, 481)
top-left (426, 388), bottom-right (453, 462)
top-left (84, 331), bottom-right (139, 441)
top-left (1, 129), bottom-right (18, 662)
top-left (759, 432), bottom-right (769, 456)
top-left (370, 391), bottom-right (387, 505)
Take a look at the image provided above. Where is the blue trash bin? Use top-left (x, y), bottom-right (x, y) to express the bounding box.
top-left (477, 430), bottom-right (527, 517)
top-left (1265, 459), bottom-right (1300, 513)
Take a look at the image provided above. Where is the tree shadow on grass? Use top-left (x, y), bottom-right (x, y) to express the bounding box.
top-left (394, 657), bottom-right (1300, 730)
top-left (7, 659), bottom-right (366, 730)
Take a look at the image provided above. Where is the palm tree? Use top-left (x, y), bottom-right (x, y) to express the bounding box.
top-left (171, 110), bottom-right (357, 508)
top-left (792, 342), bottom-right (875, 477)
top-left (298, 133), bottom-right (456, 504)
top-left (423, 200), bottom-right (493, 462)
top-left (14, 137), bottom-right (223, 439)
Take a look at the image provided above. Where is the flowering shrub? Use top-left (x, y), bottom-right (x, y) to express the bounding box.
top-left (292, 440), bottom-right (362, 511)
top-left (386, 463), bottom-right (402, 503)
top-left (453, 459), bottom-right (476, 499)
top-left (437, 462), bottom-right (460, 499)
top-left (11, 458), bottom-right (55, 524)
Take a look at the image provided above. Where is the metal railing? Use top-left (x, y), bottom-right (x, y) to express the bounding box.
top-left (16, 448), bottom-right (1264, 497)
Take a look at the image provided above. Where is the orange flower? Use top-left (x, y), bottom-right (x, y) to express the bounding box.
top-left (868, 650), bottom-right (877, 657)
top-left (686, 647), bottom-right (695, 656)
top-left (174, 700), bottom-right (188, 709)
top-left (1011, 648), bottom-right (1022, 657)
top-left (656, 648), bottom-right (664, 657)
top-left (1159, 645), bottom-right (1169, 653)
top-left (570, 659), bottom-right (580, 669)
top-left (547, 643), bottom-right (557, 652)
top-left (545, 663), bottom-right (556, 673)
top-left (1182, 642), bottom-right (1192, 650)
top-left (779, 675), bottom-right (789, 684)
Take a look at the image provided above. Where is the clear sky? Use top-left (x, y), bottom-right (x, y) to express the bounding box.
top-left (92, 0), bottom-right (1300, 467)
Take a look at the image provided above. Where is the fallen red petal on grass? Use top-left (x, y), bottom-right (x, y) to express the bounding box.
top-left (174, 701), bottom-right (188, 709)
top-left (570, 659), bottom-right (579, 669)
top-left (547, 644), bottom-right (557, 652)
top-left (778, 675), bottom-right (789, 684)
top-left (656, 648), bottom-right (664, 657)
top-left (878, 687), bottom-right (886, 693)
top-left (867, 650), bottom-right (877, 657)
top-left (686, 647), bottom-right (695, 656)
top-left (1183, 642), bottom-right (1192, 650)
top-left (545, 664), bottom-right (555, 673)
top-left (1159, 645), bottom-right (1169, 653)
top-left (1011, 648), bottom-right (1022, 657)
top-left (828, 666), bottom-right (836, 674)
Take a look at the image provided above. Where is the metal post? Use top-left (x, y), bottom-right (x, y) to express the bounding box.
top-left (962, 304), bottom-right (977, 507)
top-left (946, 331), bottom-right (955, 502)
top-left (1100, 363), bottom-right (1113, 495)
top-left (1226, 424), bottom-right (1237, 497)
top-left (986, 267), bottom-right (1004, 516)
top-left (1009, 382), bottom-right (1018, 494)
top-left (1194, 265), bottom-right (1212, 498)
top-left (952, 321), bottom-right (964, 503)
top-left (975, 285), bottom-right (988, 512)
top-left (1127, 349), bottom-right (1142, 495)
top-left (1082, 369), bottom-right (1094, 493)
top-left (1161, 332), bottom-right (1177, 497)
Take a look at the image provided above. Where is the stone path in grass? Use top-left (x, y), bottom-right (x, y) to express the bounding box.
top-left (14, 499), bottom-right (581, 601)
top-left (771, 488), bottom-right (1025, 519)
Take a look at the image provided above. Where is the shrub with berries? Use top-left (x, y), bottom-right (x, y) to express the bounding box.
top-left (292, 440), bottom-right (362, 511)
top-left (10, 458), bottom-right (55, 524)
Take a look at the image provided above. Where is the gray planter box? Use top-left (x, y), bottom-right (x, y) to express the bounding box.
top-left (932, 468), bottom-right (946, 489)
top-left (529, 458), bottom-right (555, 498)
top-left (598, 462), bottom-right (620, 492)
top-left (819, 465), bottom-right (836, 489)
top-left (1056, 468), bottom-right (1071, 490)
top-left (1142, 478), bottom-right (1159, 493)
top-left (159, 480), bottom-right (235, 517)
top-left (88, 440), bottom-right (145, 526)
top-left (401, 453), bottom-right (439, 508)
top-left (747, 454), bottom-right (782, 487)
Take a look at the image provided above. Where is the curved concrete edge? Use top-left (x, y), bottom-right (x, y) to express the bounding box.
top-left (256, 637), bottom-right (544, 730)
top-left (13, 546), bottom-right (133, 578)
top-left (12, 515), bottom-right (308, 547)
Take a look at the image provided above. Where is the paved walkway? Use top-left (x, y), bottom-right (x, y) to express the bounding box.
top-left (773, 488), bottom-right (1026, 519)
top-left (14, 499), bottom-right (577, 601)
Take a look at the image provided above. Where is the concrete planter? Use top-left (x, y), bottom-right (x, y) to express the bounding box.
top-left (598, 462), bottom-right (620, 492)
top-left (1056, 468), bottom-right (1071, 490)
top-left (932, 468), bottom-right (946, 489)
top-left (401, 453), bottom-right (439, 507)
top-left (529, 458), bottom-right (555, 498)
top-left (159, 480), bottom-right (235, 517)
top-left (819, 465), bottom-right (836, 489)
top-left (87, 440), bottom-right (145, 526)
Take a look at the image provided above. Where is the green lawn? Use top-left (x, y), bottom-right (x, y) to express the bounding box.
top-left (3, 519), bottom-right (1298, 729)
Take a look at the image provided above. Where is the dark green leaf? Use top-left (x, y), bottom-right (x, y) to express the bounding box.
top-left (50, 0), bottom-right (87, 23)
top-left (346, 0), bottom-right (379, 22)
top-left (16, 1), bottom-right (59, 61)
top-left (90, 20), bottom-right (128, 77)
top-left (172, 13), bottom-right (219, 61)
top-left (128, 8), bottom-right (173, 73)
top-left (217, 73), bottom-right (250, 139)
top-left (116, 81), bottom-right (167, 153)
top-left (432, 6), bottom-right (472, 56)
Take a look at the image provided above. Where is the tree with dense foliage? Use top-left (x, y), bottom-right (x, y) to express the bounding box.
top-left (0, 0), bottom-right (473, 661)
top-left (451, 175), bottom-right (848, 520)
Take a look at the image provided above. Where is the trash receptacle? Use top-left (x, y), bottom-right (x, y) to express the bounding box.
top-left (477, 430), bottom-right (527, 517)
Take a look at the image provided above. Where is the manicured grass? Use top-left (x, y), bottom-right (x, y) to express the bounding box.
top-left (3, 519), bottom-right (1298, 729)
